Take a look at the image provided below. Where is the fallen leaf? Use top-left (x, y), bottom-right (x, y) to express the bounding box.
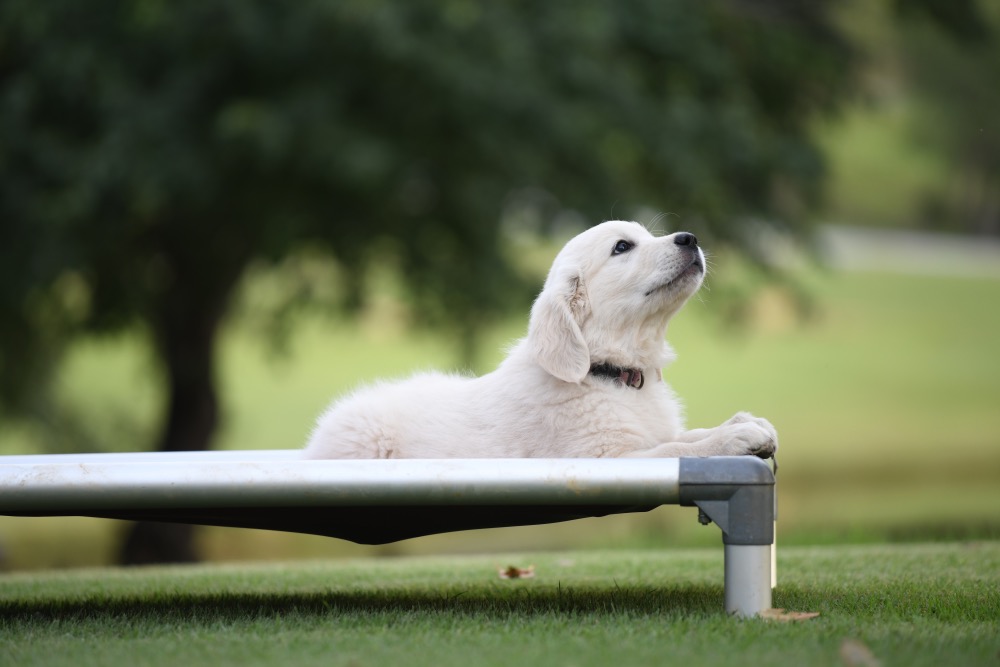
top-left (498, 565), bottom-right (535, 580)
top-left (840, 639), bottom-right (881, 667)
top-left (759, 607), bottom-right (821, 622)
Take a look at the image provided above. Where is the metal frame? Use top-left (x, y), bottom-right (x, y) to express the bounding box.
top-left (0, 452), bottom-right (775, 616)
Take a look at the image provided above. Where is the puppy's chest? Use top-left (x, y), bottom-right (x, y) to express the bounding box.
top-left (556, 383), bottom-right (679, 450)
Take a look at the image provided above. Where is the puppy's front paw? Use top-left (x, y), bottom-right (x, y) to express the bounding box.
top-left (723, 413), bottom-right (778, 459)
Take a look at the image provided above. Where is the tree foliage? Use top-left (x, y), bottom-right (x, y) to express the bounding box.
top-left (0, 0), bottom-right (854, 419)
top-left (0, 0), bottom-right (859, 476)
top-left (894, 0), bottom-right (1000, 234)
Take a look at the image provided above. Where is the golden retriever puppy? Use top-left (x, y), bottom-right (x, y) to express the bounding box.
top-left (304, 220), bottom-right (777, 460)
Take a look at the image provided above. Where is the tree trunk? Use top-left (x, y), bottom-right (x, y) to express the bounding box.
top-left (119, 290), bottom-right (225, 565)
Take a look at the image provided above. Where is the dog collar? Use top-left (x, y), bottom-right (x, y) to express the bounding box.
top-left (589, 363), bottom-right (645, 389)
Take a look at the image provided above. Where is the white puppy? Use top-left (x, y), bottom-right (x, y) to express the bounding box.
top-left (304, 220), bottom-right (777, 460)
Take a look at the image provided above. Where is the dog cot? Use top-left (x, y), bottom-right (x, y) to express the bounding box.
top-left (0, 452), bottom-right (776, 617)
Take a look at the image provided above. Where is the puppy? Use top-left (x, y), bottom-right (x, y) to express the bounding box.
top-left (304, 220), bottom-right (777, 460)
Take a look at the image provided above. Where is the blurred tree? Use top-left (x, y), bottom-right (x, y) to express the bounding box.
top-left (894, 0), bottom-right (1000, 234)
top-left (0, 0), bottom-right (853, 562)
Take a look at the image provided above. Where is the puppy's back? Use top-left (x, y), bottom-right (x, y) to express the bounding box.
top-left (303, 371), bottom-right (479, 459)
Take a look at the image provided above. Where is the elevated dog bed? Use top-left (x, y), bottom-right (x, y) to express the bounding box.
top-left (0, 452), bottom-right (775, 616)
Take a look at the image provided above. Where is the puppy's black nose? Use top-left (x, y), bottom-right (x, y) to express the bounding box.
top-left (673, 232), bottom-right (698, 247)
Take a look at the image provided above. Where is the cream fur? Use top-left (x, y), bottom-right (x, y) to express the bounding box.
top-left (304, 220), bottom-right (778, 460)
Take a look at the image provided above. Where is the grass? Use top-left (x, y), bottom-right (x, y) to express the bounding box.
top-left (1, 543), bottom-right (998, 667)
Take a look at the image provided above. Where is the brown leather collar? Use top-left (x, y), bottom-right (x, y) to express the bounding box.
top-left (589, 362), bottom-right (644, 389)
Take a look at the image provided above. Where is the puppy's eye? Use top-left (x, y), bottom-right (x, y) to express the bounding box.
top-left (611, 240), bottom-right (634, 256)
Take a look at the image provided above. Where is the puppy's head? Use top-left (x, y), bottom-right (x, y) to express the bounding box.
top-left (528, 220), bottom-right (704, 383)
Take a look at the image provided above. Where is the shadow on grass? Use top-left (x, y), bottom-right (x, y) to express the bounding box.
top-left (0, 585), bottom-right (729, 625)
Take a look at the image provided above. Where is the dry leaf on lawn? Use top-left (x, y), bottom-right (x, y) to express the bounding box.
top-left (839, 639), bottom-right (882, 667)
top-left (759, 607), bottom-right (821, 622)
top-left (498, 565), bottom-right (535, 580)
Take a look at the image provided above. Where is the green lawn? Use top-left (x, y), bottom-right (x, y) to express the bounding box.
top-left (1, 543), bottom-right (997, 667)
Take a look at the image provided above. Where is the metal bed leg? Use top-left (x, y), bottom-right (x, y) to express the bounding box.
top-left (679, 457), bottom-right (776, 617)
top-left (724, 544), bottom-right (773, 616)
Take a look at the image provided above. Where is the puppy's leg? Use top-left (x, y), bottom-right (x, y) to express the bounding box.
top-left (621, 412), bottom-right (777, 459)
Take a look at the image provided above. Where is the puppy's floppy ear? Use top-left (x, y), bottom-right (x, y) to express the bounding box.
top-left (528, 273), bottom-right (590, 383)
